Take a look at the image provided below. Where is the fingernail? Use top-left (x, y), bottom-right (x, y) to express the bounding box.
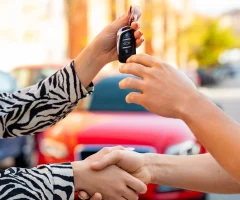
top-left (126, 58), bottom-right (131, 63)
top-left (127, 95), bottom-right (133, 103)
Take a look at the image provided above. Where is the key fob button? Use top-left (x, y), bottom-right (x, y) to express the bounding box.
top-left (117, 28), bottom-right (136, 63)
top-left (123, 32), bottom-right (131, 39)
top-left (122, 41), bottom-right (131, 46)
top-left (122, 47), bottom-right (131, 53)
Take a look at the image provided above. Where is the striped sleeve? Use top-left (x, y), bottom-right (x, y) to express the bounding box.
top-left (0, 162), bottom-right (74, 200)
top-left (0, 60), bottom-right (94, 138)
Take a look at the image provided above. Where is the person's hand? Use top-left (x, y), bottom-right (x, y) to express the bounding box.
top-left (72, 146), bottom-right (147, 200)
top-left (73, 6), bottom-right (143, 88)
top-left (90, 6), bottom-right (144, 66)
top-left (78, 192), bottom-right (102, 200)
top-left (91, 150), bottom-right (153, 184)
top-left (77, 146), bottom-right (123, 200)
top-left (118, 53), bottom-right (199, 119)
top-left (78, 149), bottom-right (152, 200)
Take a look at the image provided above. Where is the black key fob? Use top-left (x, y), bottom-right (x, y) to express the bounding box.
top-left (117, 26), bottom-right (136, 63)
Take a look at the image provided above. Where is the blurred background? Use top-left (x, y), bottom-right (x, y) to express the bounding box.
top-left (1, 0), bottom-right (240, 200)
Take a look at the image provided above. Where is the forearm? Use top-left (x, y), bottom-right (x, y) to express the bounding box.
top-left (0, 163), bottom-right (74, 200)
top-left (148, 153), bottom-right (240, 194)
top-left (0, 61), bottom-right (93, 138)
top-left (74, 42), bottom-right (105, 89)
top-left (180, 92), bottom-right (240, 182)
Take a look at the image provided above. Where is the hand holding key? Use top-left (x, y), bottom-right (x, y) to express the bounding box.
top-left (89, 5), bottom-right (143, 66)
top-left (117, 6), bottom-right (142, 63)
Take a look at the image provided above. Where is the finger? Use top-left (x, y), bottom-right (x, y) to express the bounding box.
top-left (122, 187), bottom-right (139, 200)
top-left (126, 92), bottom-right (143, 105)
top-left (91, 150), bottom-right (124, 170)
top-left (126, 175), bottom-right (147, 194)
top-left (127, 53), bottom-right (158, 68)
top-left (90, 193), bottom-right (102, 200)
top-left (134, 30), bottom-right (143, 40)
top-left (120, 197), bottom-right (128, 200)
top-left (119, 77), bottom-right (144, 91)
top-left (136, 37), bottom-right (144, 48)
top-left (100, 145), bottom-right (125, 155)
top-left (78, 191), bottom-right (90, 200)
top-left (131, 22), bottom-right (140, 30)
top-left (119, 63), bottom-right (149, 78)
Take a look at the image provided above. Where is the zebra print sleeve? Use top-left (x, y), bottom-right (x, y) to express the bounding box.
top-left (0, 60), bottom-right (95, 200)
top-left (0, 162), bottom-right (75, 200)
top-left (0, 60), bottom-right (93, 138)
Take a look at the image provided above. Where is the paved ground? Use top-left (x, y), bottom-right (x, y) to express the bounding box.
top-left (199, 75), bottom-right (240, 200)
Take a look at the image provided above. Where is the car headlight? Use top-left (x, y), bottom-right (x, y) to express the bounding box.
top-left (165, 140), bottom-right (201, 155)
top-left (40, 139), bottom-right (68, 159)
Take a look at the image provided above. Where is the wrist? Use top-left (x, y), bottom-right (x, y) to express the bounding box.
top-left (74, 43), bottom-right (105, 88)
top-left (145, 154), bottom-right (175, 185)
top-left (88, 41), bottom-right (108, 67)
top-left (75, 43), bottom-right (105, 70)
top-left (176, 90), bottom-right (203, 120)
top-left (72, 161), bottom-right (88, 191)
top-left (144, 153), bottom-right (158, 184)
top-left (87, 38), bottom-right (111, 67)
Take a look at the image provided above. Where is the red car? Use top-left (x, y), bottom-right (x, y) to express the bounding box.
top-left (35, 74), bottom-right (206, 200)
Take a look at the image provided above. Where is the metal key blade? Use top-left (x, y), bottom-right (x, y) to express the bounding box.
top-left (128, 6), bottom-right (141, 26)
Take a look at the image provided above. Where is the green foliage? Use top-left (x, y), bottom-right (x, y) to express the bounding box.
top-left (181, 16), bottom-right (238, 67)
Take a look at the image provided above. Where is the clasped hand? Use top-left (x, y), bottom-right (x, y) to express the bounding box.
top-left (76, 146), bottom-right (152, 200)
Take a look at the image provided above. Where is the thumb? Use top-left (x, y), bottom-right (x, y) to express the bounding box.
top-left (91, 150), bottom-right (123, 170)
top-left (112, 13), bottom-right (130, 30)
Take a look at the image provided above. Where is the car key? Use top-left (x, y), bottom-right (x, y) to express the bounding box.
top-left (117, 26), bottom-right (136, 63)
top-left (117, 6), bottom-right (139, 63)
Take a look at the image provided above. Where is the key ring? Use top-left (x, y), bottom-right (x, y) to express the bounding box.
top-left (128, 6), bottom-right (141, 26)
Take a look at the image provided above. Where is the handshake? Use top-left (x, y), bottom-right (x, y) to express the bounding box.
top-left (72, 146), bottom-right (153, 200)
top-left (72, 53), bottom-right (199, 200)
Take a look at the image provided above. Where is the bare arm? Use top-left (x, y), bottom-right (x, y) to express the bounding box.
top-left (117, 53), bottom-right (240, 184)
top-left (180, 93), bottom-right (240, 183)
top-left (149, 153), bottom-right (240, 194)
top-left (90, 150), bottom-right (240, 194)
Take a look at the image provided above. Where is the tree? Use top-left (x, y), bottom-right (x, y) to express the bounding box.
top-left (64, 0), bottom-right (88, 59)
top-left (181, 16), bottom-right (238, 67)
top-left (142, 0), bottom-right (153, 55)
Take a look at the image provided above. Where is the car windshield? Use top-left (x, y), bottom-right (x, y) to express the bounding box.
top-left (0, 72), bottom-right (17, 93)
top-left (89, 75), bottom-right (147, 112)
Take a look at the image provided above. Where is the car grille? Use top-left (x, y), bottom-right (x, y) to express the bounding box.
top-left (75, 145), bottom-right (157, 160)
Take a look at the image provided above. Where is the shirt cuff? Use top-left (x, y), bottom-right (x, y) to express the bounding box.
top-left (50, 162), bottom-right (75, 200)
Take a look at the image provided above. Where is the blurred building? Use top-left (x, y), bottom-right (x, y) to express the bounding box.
top-left (69, 0), bottom-right (194, 68)
top-left (0, 0), bottom-right (195, 71)
top-left (148, 0), bottom-right (194, 67)
top-left (220, 9), bottom-right (240, 37)
top-left (0, 0), bottom-right (68, 71)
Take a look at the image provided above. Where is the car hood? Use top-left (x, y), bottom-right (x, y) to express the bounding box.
top-left (44, 111), bottom-right (195, 152)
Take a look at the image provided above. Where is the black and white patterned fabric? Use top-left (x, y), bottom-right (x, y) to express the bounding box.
top-left (0, 61), bottom-right (93, 200)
